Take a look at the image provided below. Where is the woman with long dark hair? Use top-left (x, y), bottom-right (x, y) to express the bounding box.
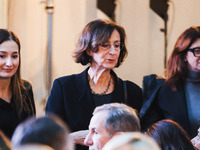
top-left (140, 26), bottom-right (200, 138)
top-left (0, 29), bottom-right (35, 138)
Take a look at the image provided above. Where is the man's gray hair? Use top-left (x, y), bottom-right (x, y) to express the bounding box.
top-left (93, 103), bottom-right (140, 136)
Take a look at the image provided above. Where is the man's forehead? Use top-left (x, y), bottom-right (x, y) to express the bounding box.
top-left (89, 111), bottom-right (108, 129)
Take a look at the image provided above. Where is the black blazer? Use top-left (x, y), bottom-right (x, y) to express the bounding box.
top-left (46, 67), bottom-right (142, 131)
top-left (46, 68), bottom-right (142, 150)
top-left (140, 76), bottom-right (192, 137)
top-left (157, 82), bottom-right (191, 137)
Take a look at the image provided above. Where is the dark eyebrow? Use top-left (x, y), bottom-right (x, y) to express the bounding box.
top-left (12, 52), bottom-right (19, 54)
top-left (0, 51), bottom-right (19, 54)
top-left (103, 41), bottom-right (121, 44)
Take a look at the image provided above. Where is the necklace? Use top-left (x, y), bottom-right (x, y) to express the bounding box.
top-left (90, 77), bottom-right (112, 96)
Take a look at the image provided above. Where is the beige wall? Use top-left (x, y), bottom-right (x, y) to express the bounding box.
top-left (0, 0), bottom-right (7, 28)
top-left (2, 0), bottom-right (200, 116)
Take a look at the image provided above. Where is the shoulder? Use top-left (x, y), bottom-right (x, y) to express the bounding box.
top-left (21, 80), bottom-right (35, 114)
top-left (52, 69), bottom-right (88, 91)
top-left (55, 74), bottom-right (77, 83)
top-left (54, 72), bottom-right (83, 86)
top-left (56, 68), bottom-right (87, 83)
top-left (112, 70), bottom-right (141, 91)
top-left (142, 74), bottom-right (165, 97)
top-left (143, 74), bottom-right (165, 89)
top-left (22, 79), bottom-right (33, 91)
top-left (122, 80), bottom-right (143, 111)
top-left (119, 78), bottom-right (142, 93)
top-left (126, 80), bottom-right (141, 90)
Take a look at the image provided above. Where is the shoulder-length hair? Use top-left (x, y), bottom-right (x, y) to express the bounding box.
top-left (73, 19), bottom-right (128, 67)
top-left (0, 29), bottom-right (33, 116)
top-left (146, 119), bottom-right (195, 150)
top-left (166, 26), bottom-right (200, 89)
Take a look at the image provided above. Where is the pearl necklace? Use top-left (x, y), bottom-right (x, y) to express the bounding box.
top-left (90, 77), bottom-right (111, 96)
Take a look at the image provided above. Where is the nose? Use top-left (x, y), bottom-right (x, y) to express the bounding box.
top-left (109, 44), bottom-right (116, 54)
top-left (6, 56), bottom-right (13, 67)
top-left (84, 132), bottom-right (93, 146)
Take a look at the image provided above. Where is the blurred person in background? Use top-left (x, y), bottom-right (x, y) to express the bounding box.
top-left (11, 115), bottom-right (74, 150)
top-left (146, 119), bottom-right (196, 150)
top-left (102, 132), bottom-right (161, 150)
top-left (0, 130), bottom-right (11, 150)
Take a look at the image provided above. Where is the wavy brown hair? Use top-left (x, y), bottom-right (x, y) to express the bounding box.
top-left (73, 19), bottom-right (128, 67)
top-left (0, 29), bottom-right (34, 116)
top-left (165, 26), bottom-right (200, 90)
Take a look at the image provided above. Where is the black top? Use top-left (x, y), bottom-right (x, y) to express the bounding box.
top-left (92, 92), bottom-right (113, 106)
top-left (0, 80), bottom-right (36, 139)
top-left (46, 67), bottom-right (143, 150)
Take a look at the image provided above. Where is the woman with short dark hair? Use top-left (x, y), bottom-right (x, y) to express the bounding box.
top-left (46, 19), bottom-right (143, 150)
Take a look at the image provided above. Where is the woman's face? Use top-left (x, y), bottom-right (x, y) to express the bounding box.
top-left (0, 40), bottom-right (19, 78)
top-left (186, 38), bottom-right (200, 72)
top-left (88, 29), bottom-right (121, 70)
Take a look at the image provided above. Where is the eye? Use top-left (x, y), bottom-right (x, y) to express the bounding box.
top-left (94, 130), bottom-right (98, 134)
top-left (114, 42), bottom-right (122, 49)
top-left (0, 55), bottom-right (5, 58)
top-left (195, 48), bottom-right (200, 52)
top-left (91, 128), bottom-right (98, 134)
top-left (114, 44), bottom-right (120, 48)
top-left (101, 43), bottom-right (110, 48)
top-left (89, 130), bottom-right (97, 136)
top-left (12, 55), bottom-right (19, 58)
top-left (193, 48), bottom-right (200, 56)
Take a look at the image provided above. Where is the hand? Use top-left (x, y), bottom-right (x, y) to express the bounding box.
top-left (69, 130), bottom-right (89, 145)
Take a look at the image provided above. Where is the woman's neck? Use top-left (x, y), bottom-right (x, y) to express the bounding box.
top-left (88, 66), bottom-right (114, 95)
top-left (88, 67), bottom-right (110, 85)
top-left (0, 78), bottom-right (12, 102)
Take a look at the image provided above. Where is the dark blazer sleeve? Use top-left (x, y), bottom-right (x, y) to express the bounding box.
top-left (45, 79), bottom-right (67, 122)
top-left (139, 74), bottom-right (164, 131)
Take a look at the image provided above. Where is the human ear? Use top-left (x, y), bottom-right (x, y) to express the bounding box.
top-left (86, 49), bottom-right (92, 56)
